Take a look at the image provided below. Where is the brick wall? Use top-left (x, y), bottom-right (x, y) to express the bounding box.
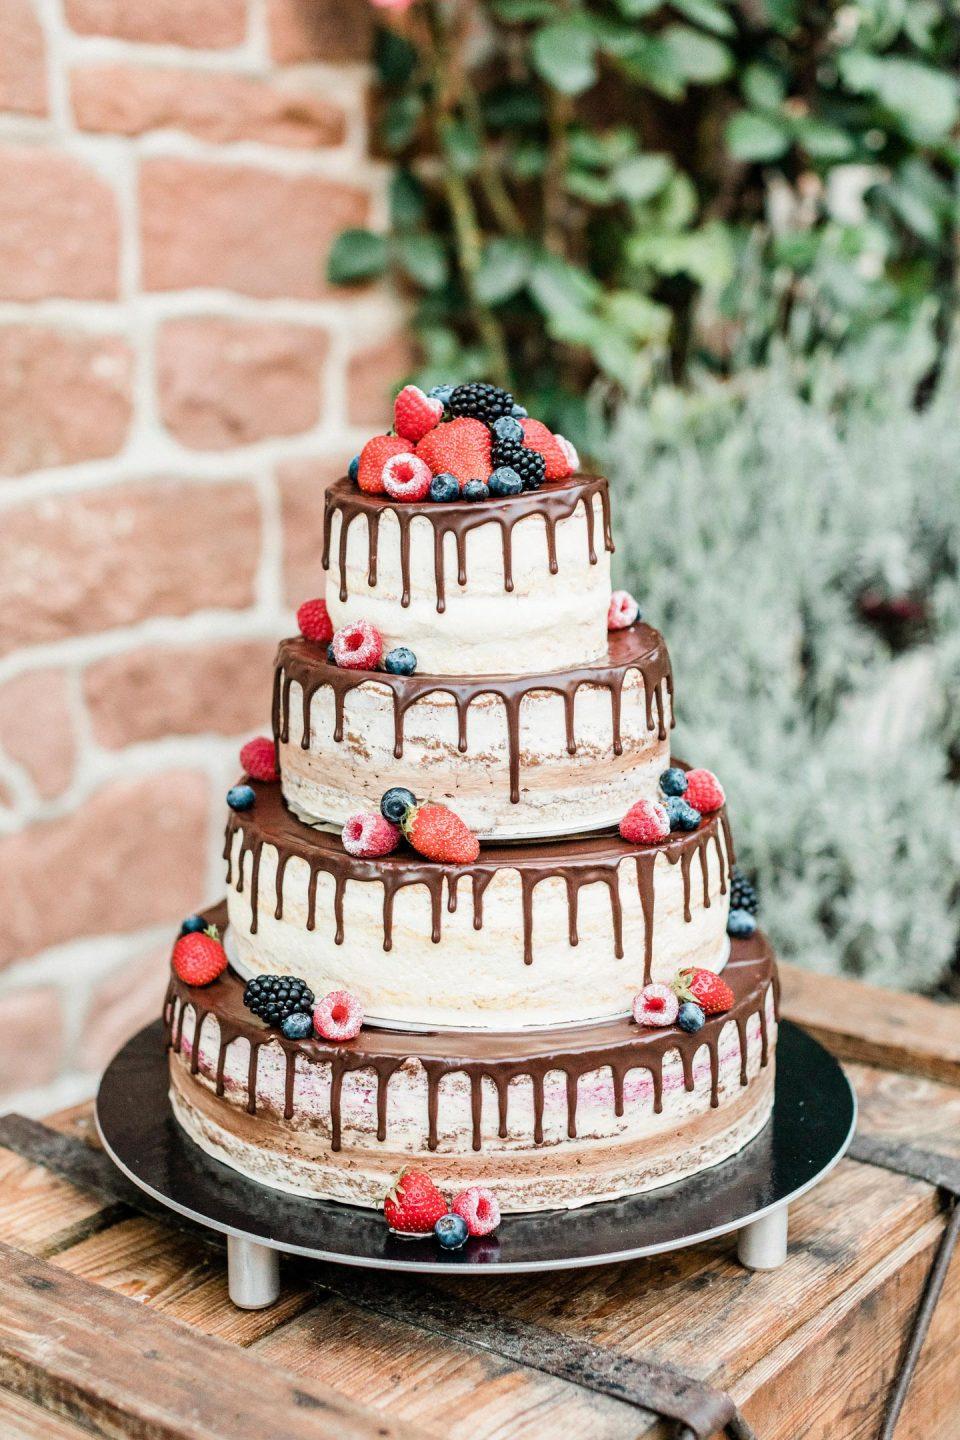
top-left (0, 0), bottom-right (407, 1114)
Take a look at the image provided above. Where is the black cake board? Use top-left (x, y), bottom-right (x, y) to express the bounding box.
top-left (95, 1019), bottom-right (855, 1308)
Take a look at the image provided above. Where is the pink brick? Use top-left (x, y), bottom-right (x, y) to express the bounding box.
top-left (0, 145), bottom-right (119, 301)
top-left (72, 65), bottom-right (346, 149)
top-left (141, 158), bottom-right (370, 300)
top-left (0, 988), bottom-right (64, 1094)
top-left (64, 0), bottom-right (246, 48)
top-left (0, 771), bottom-right (209, 968)
top-left (79, 942), bottom-right (170, 1073)
top-left (157, 317), bottom-right (328, 450)
top-left (268, 0), bottom-right (372, 62)
top-left (0, 0), bottom-right (47, 115)
top-left (347, 331), bottom-right (414, 428)
top-left (0, 326), bottom-right (132, 477)
top-left (0, 669), bottom-right (76, 800)
top-left (277, 456), bottom-right (340, 605)
top-left (0, 478), bottom-right (260, 657)
top-left (84, 638), bottom-right (276, 749)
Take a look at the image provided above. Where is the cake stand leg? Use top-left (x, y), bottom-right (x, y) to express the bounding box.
top-left (738, 1204), bottom-right (789, 1270)
top-left (227, 1235), bottom-right (281, 1308)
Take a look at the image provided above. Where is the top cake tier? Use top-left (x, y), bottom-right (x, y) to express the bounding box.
top-left (322, 474), bottom-right (613, 676)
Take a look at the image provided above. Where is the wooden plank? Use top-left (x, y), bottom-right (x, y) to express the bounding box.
top-left (0, 1144), bottom-right (125, 1258)
top-left (779, 962), bottom-right (960, 1086)
top-left (0, 1240), bottom-right (433, 1440)
top-left (0, 1385), bottom-right (98, 1440)
top-left (42, 1102), bottom-right (102, 1147)
top-left (849, 1061), bottom-right (960, 1158)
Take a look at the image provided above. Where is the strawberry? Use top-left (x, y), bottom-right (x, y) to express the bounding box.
top-left (520, 418), bottom-right (572, 480)
top-left (172, 929), bottom-right (227, 987)
top-left (383, 1168), bottom-right (449, 1235)
top-left (357, 434), bottom-right (408, 495)
top-left (382, 451), bottom-right (433, 502)
top-left (394, 384), bottom-right (443, 444)
top-left (239, 736), bottom-right (278, 783)
top-left (619, 798), bottom-right (670, 845)
top-left (608, 590), bottom-right (640, 631)
top-left (416, 417), bottom-right (491, 486)
top-left (313, 989), bottom-right (364, 1041)
top-left (674, 967), bottom-right (735, 1015)
top-left (684, 768), bottom-right (725, 813)
top-left (403, 802), bottom-right (480, 863)
top-left (452, 1185), bottom-right (501, 1237)
top-left (331, 619), bottom-right (383, 670)
top-left (297, 597), bottom-right (334, 644)
top-left (342, 811), bottom-right (400, 858)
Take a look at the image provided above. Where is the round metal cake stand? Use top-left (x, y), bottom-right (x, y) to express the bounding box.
top-left (95, 1019), bottom-right (855, 1309)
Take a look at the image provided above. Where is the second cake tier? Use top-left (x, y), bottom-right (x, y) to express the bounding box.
top-left (224, 780), bottom-right (734, 1031)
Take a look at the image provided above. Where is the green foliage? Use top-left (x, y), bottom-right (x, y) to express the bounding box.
top-left (328, 0), bottom-right (960, 434)
top-left (607, 343), bottom-right (960, 990)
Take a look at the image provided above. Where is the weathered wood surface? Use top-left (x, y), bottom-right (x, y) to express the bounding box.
top-left (0, 969), bottom-right (958, 1440)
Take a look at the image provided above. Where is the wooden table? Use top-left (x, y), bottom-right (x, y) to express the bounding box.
top-left (1, 962), bottom-right (959, 1440)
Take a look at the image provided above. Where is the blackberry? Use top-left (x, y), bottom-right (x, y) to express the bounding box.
top-left (730, 866), bottom-right (759, 914)
top-left (448, 382), bottom-right (514, 424)
top-left (492, 440), bottom-right (545, 490)
top-left (243, 974), bottom-right (315, 1028)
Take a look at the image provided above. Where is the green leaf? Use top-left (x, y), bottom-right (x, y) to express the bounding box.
top-left (389, 170), bottom-right (425, 229)
top-left (662, 25), bottom-right (733, 84)
top-left (441, 119), bottom-right (482, 176)
top-left (612, 0), bottom-right (662, 15)
top-left (393, 234), bottom-right (448, 291)
top-left (605, 290), bottom-right (672, 341)
top-left (531, 19), bottom-right (598, 95)
top-left (565, 170), bottom-right (614, 203)
top-left (726, 110), bottom-right (791, 161)
top-left (475, 239), bottom-right (532, 304)
top-left (373, 27), bottom-right (417, 86)
top-left (793, 117), bottom-right (854, 161)
top-left (327, 229), bottom-right (388, 285)
top-left (670, 0), bottom-right (737, 36)
top-left (483, 85), bottom-right (544, 127)
top-left (838, 53), bottom-right (959, 142)
top-left (507, 141), bottom-right (548, 178)
top-left (741, 62), bottom-right (786, 112)
top-left (629, 222), bottom-right (734, 288)
top-left (612, 153), bottom-right (674, 202)
top-left (492, 0), bottom-right (555, 19)
top-left (381, 93), bottom-right (423, 151)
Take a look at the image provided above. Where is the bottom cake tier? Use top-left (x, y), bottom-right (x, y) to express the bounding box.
top-left (165, 911), bottom-right (778, 1212)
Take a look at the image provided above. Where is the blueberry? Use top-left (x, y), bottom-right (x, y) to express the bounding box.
top-left (678, 1001), bottom-right (706, 1033)
top-left (434, 1213), bottom-right (469, 1250)
top-left (463, 480), bottom-right (490, 502)
top-left (428, 384), bottom-right (454, 408)
top-left (227, 784), bottom-right (256, 812)
top-left (488, 467), bottom-right (523, 498)
top-left (281, 1012), bottom-right (314, 1041)
top-left (384, 646), bottom-right (417, 676)
top-left (727, 908), bottom-right (758, 939)
top-left (665, 796), bottom-right (701, 831)
top-left (511, 403), bottom-right (528, 418)
top-left (348, 454), bottom-right (360, 483)
top-left (492, 415), bottom-right (523, 446)
top-left (381, 786), bottom-right (417, 825)
top-left (179, 914), bottom-right (206, 936)
top-left (660, 767), bottom-right (688, 797)
top-left (326, 642), bottom-right (337, 665)
top-left (428, 473), bottom-right (460, 503)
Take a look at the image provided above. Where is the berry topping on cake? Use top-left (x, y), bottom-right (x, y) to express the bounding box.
top-left (730, 866), bottom-right (759, 914)
top-left (632, 983), bottom-right (680, 1027)
top-left (728, 909), bottom-right (758, 938)
top-left (491, 440), bottom-right (545, 491)
top-left (239, 736), bottom-right (278, 783)
top-left (227, 783), bottom-right (256, 812)
top-left (664, 796), bottom-right (701, 831)
top-left (382, 451), bottom-right (433, 502)
top-left (428, 383), bottom-right (454, 409)
top-left (619, 797), bottom-right (670, 845)
top-left (357, 434), bottom-right (408, 494)
top-left (452, 1186), bottom-right (501, 1237)
top-left (428, 473), bottom-right (460, 503)
top-left (281, 1012), bottom-right (314, 1041)
top-left (179, 914), bottom-right (206, 936)
top-left (448, 381), bottom-right (514, 423)
top-left (243, 974), bottom-right (315, 1027)
top-left (331, 619), bottom-right (383, 670)
top-left (675, 967), bottom-right (735, 1015)
top-left (403, 802), bottom-right (480, 863)
top-left (384, 646), bottom-right (417, 675)
top-left (172, 930), bottom-right (227, 987)
top-left (297, 597), bottom-right (333, 645)
top-left (416, 416), bottom-right (492, 485)
top-left (659, 767), bottom-right (688, 796)
top-left (556, 434), bottom-right (580, 472)
top-left (394, 384), bottom-right (444, 443)
top-left (384, 1167), bottom-right (448, 1234)
top-left (677, 1001), bottom-right (706, 1033)
top-left (348, 454), bottom-right (360, 483)
top-left (684, 768), bottom-right (725, 813)
top-left (463, 479), bottom-right (490, 502)
top-left (491, 415), bottom-right (524, 446)
top-left (519, 418), bottom-right (573, 480)
top-left (342, 811), bottom-right (400, 858)
top-left (381, 786), bottom-right (417, 825)
top-left (488, 466), bottom-right (523, 497)
top-left (313, 989), bottom-right (364, 1042)
top-left (608, 590), bottom-right (641, 631)
top-left (434, 1213), bottom-right (469, 1250)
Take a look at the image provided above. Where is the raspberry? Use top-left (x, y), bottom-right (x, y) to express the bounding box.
top-left (684, 768), bottom-right (725, 813)
top-left (394, 384), bottom-right (444, 443)
top-left (619, 798), bottom-right (670, 845)
top-left (519, 418), bottom-right (571, 480)
top-left (172, 930), bottom-right (227, 987)
top-left (675, 967), bottom-right (735, 1015)
top-left (415, 417), bottom-right (492, 486)
top-left (239, 736), bottom-right (278, 783)
top-left (382, 451), bottom-right (433, 502)
top-left (556, 433), bottom-right (580, 473)
top-left (297, 597), bottom-right (333, 644)
top-left (357, 434), bottom-right (408, 495)
top-left (331, 619), bottom-right (383, 670)
top-left (383, 1167), bottom-right (448, 1234)
top-left (313, 990), bottom-right (364, 1042)
top-left (403, 802), bottom-right (480, 863)
top-left (342, 811), bottom-right (400, 858)
top-left (452, 1185), bottom-right (501, 1237)
top-left (608, 590), bottom-right (640, 631)
top-left (633, 982), bottom-right (680, 1028)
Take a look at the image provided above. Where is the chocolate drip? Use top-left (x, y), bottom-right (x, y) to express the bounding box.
top-left (321, 475), bottom-right (614, 615)
top-left (274, 625), bottom-right (674, 808)
top-left (166, 920), bottom-right (775, 1153)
